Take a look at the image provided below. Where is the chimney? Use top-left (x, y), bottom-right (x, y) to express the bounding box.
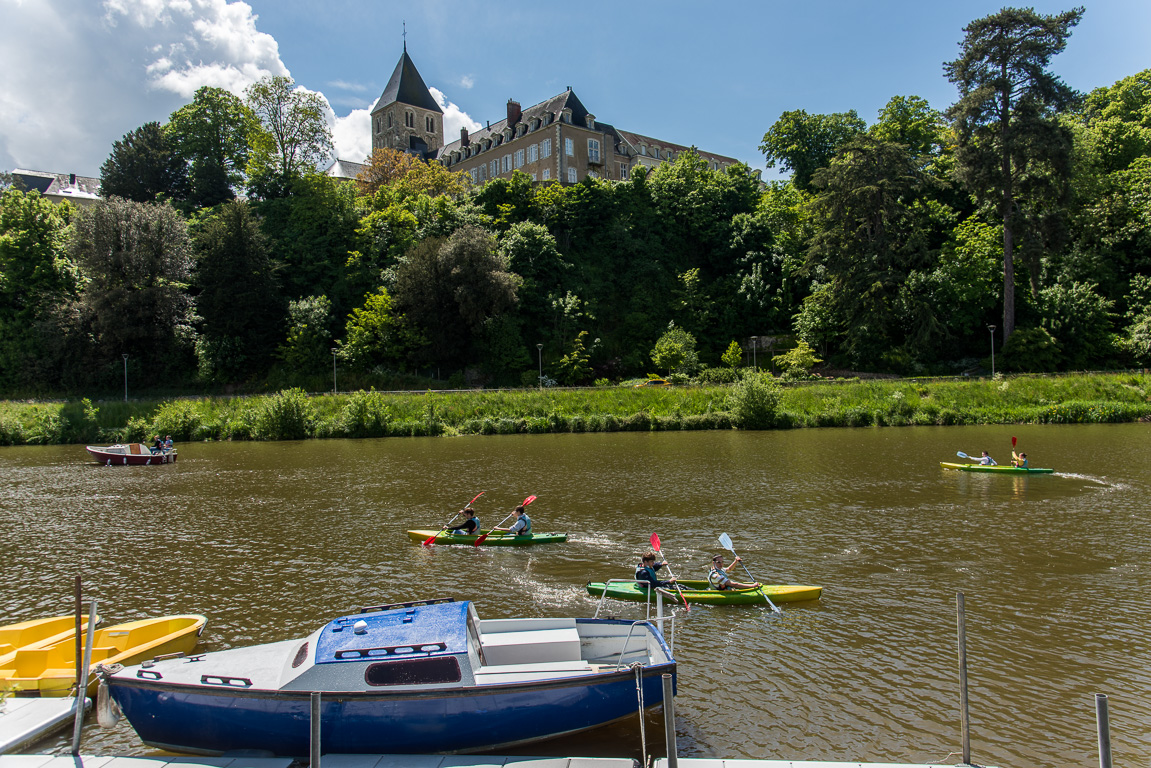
top-left (506, 99), bottom-right (521, 127)
top-left (460, 126), bottom-right (470, 147)
top-left (69, 173), bottom-right (76, 185)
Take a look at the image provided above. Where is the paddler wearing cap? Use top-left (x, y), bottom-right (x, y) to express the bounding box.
top-left (706, 552), bottom-right (759, 590)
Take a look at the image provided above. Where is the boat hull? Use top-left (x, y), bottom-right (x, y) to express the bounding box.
top-left (406, 530), bottom-right (567, 546)
top-left (108, 661), bottom-right (674, 756)
top-left (86, 445), bottom-right (177, 465)
top-left (586, 579), bottom-right (822, 605)
top-left (940, 462), bottom-right (1053, 474)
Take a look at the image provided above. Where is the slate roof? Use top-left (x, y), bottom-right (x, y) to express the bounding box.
top-left (437, 89), bottom-right (619, 159)
top-left (371, 48), bottom-right (442, 115)
top-left (11, 169), bottom-right (101, 200)
top-left (323, 158), bottom-right (369, 180)
top-left (615, 130), bottom-right (739, 166)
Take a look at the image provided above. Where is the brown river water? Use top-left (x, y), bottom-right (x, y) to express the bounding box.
top-left (2, 423), bottom-right (1150, 766)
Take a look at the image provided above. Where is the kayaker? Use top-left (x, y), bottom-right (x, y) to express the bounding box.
top-left (635, 550), bottom-right (676, 589)
top-left (1012, 451), bottom-right (1029, 468)
top-left (450, 508), bottom-right (480, 535)
top-left (495, 505), bottom-right (531, 536)
top-left (979, 451), bottom-right (997, 465)
top-left (707, 554), bottom-right (760, 591)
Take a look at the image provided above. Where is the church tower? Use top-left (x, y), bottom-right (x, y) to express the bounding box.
top-left (370, 45), bottom-right (444, 159)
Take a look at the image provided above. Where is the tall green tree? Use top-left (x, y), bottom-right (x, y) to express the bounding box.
top-left (167, 86), bottom-right (259, 208)
top-left (70, 198), bottom-right (195, 384)
top-left (944, 5), bottom-right (1085, 342)
top-left (759, 109), bottom-right (867, 191)
top-left (192, 201), bottom-right (284, 382)
top-left (245, 75), bottom-right (334, 198)
top-left (100, 122), bottom-right (188, 203)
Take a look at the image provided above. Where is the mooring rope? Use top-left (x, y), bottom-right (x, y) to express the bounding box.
top-left (632, 661), bottom-right (647, 763)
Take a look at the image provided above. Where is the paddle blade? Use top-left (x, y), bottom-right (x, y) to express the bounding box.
top-left (1012, 436), bottom-right (1017, 448)
top-left (650, 532), bottom-right (661, 552)
top-left (522, 495), bottom-right (537, 506)
top-left (719, 532), bottom-right (734, 551)
top-left (467, 491), bottom-right (485, 506)
top-left (473, 531), bottom-right (491, 546)
top-left (956, 451), bottom-right (969, 459)
top-left (421, 532), bottom-right (439, 547)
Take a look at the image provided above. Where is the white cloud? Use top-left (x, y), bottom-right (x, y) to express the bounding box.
top-left (459, 75), bottom-right (475, 89)
top-left (429, 86), bottom-right (482, 141)
top-left (330, 109), bottom-right (372, 164)
top-left (328, 80), bottom-right (368, 93)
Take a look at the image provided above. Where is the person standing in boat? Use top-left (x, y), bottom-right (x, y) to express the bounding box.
top-left (707, 554), bottom-right (759, 591)
top-left (635, 550), bottom-right (676, 589)
top-left (450, 508), bottom-right (480, 535)
top-left (979, 451), bottom-right (997, 465)
top-left (495, 505), bottom-right (531, 536)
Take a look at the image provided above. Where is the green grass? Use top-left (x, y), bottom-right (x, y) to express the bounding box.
top-left (1, 373), bottom-right (1148, 446)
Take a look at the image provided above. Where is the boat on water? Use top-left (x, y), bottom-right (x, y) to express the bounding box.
top-left (940, 462), bottom-right (1053, 475)
top-left (102, 598), bottom-right (675, 756)
top-left (0, 614), bottom-right (100, 668)
top-left (586, 579), bottom-right (822, 606)
top-left (86, 444), bottom-right (177, 465)
top-left (3, 615), bottom-right (205, 696)
top-left (406, 529), bottom-right (567, 546)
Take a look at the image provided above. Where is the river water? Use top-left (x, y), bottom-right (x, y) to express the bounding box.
top-left (3, 423), bottom-right (1150, 766)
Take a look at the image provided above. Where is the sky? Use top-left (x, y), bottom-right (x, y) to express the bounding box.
top-left (2, 0), bottom-right (1150, 182)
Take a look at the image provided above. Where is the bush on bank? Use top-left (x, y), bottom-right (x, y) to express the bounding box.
top-left (0, 373), bottom-right (1148, 447)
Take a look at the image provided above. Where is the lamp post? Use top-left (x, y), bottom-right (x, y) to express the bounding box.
top-left (750, 336), bottom-right (758, 371)
top-left (122, 354), bottom-right (128, 402)
top-left (988, 325), bottom-right (997, 377)
top-left (536, 343), bottom-right (544, 389)
top-left (331, 348), bottom-right (338, 394)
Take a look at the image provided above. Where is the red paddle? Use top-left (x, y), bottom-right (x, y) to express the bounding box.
top-left (649, 533), bottom-right (690, 612)
top-left (422, 491), bottom-right (485, 546)
top-left (474, 495), bottom-right (536, 546)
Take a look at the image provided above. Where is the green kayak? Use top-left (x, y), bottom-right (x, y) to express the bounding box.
top-left (407, 529), bottom-right (567, 546)
top-left (586, 579), bottom-right (822, 605)
top-left (940, 462), bottom-right (1054, 474)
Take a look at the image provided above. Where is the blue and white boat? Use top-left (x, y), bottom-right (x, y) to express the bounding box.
top-left (101, 598), bottom-right (676, 756)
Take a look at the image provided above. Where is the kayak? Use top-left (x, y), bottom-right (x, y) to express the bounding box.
top-left (406, 529), bottom-right (568, 546)
top-left (2, 614), bottom-right (206, 696)
top-left (586, 579), bottom-right (822, 606)
top-left (940, 462), bottom-right (1054, 474)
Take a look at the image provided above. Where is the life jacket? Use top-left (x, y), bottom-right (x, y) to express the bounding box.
top-left (708, 567), bottom-right (728, 590)
top-left (516, 513), bottom-right (532, 535)
top-left (635, 564), bottom-right (659, 586)
top-left (458, 517), bottom-right (479, 534)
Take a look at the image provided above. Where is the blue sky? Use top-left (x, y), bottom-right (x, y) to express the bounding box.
top-left (2, 0), bottom-right (1149, 180)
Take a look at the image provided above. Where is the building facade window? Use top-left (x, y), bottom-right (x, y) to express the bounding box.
top-left (405, 111), bottom-right (414, 128)
top-left (531, 173), bottom-right (537, 181)
top-left (565, 138), bottom-right (574, 156)
top-left (541, 139), bottom-right (552, 158)
top-left (588, 170), bottom-right (598, 179)
top-left (388, 112), bottom-right (393, 128)
top-left (588, 139), bottom-right (600, 163)
top-left (426, 115), bottom-right (435, 133)
top-left (542, 168), bottom-right (550, 180)
top-left (620, 163), bottom-right (629, 179)
top-left (528, 144), bottom-right (538, 163)
top-left (490, 159), bottom-right (498, 178)
top-left (514, 149), bottom-right (524, 169)
top-left (567, 167), bottom-right (577, 183)
top-left (502, 154), bottom-right (512, 173)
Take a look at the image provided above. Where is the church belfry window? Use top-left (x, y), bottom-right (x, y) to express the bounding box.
top-left (405, 111), bottom-right (415, 128)
top-left (426, 115), bottom-right (435, 133)
top-left (388, 112), bottom-right (393, 128)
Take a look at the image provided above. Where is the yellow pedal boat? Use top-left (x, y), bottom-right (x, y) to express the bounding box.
top-left (2, 614), bottom-right (206, 697)
top-left (0, 614), bottom-right (101, 670)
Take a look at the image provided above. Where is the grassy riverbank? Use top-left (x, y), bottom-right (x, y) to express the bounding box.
top-left (1, 373), bottom-right (1149, 446)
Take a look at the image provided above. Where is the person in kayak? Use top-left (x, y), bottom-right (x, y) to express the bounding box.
top-left (707, 554), bottom-right (760, 591)
top-left (1012, 451), bottom-right (1029, 468)
top-left (978, 451), bottom-right (997, 465)
top-left (635, 550), bottom-right (676, 589)
top-left (495, 505), bottom-right (531, 536)
top-left (450, 508), bottom-right (480, 535)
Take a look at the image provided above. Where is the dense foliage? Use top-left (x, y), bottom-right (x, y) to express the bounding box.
top-left (2, 11), bottom-right (1150, 399)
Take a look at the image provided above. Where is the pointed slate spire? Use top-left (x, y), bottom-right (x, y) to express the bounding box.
top-left (371, 49), bottom-right (442, 115)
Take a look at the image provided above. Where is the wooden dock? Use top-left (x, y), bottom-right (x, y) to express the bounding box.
top-left (0, 699), bottom-right (88, 755)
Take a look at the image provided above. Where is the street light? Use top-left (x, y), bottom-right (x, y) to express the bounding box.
top-left (987, 325), bottom-right (997, 377)
top-left (536, 343), bottom-right (544, 389)
top-left (331, 348), bottom-right (338, 394)
top-left (122, 354), bottom-right (128, 402)
top-left (750, 336), bottom-right (758, 371)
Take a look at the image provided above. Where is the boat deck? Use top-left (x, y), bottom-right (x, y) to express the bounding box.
top-left (0, 756), bottom-right (998, 768)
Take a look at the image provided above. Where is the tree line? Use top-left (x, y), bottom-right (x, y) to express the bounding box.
top-left (1, 6), bottom-right (1149, 397)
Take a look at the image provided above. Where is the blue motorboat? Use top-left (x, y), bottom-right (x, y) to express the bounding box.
top-left (100, 598), bottom-right (676, 756)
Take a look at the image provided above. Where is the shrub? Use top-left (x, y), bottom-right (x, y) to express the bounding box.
top-left (337, 389), bottom-right (391, 438)
top-left (151, 400), bottom-right (202, 441)
top-left (254, 388), bottom-right (316, 440)
top-left (727, 371), bottom-right (781, 429)
top-left (1000, 327), bottom-right (1061, 372)
top-left (696, 366), bottom-right (737, 384)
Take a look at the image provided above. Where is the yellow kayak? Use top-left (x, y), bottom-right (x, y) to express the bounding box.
top-left (0, 614), bottom-right (100, 669)
top-left (2, 614), bottom-right (206, 697)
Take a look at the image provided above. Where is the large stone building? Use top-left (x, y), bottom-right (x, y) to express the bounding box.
top-left (361, 48), bottom-right (751, 186)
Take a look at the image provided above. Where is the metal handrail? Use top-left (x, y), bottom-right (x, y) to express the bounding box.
top-left (614, 620), bottom-right (653, 671)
